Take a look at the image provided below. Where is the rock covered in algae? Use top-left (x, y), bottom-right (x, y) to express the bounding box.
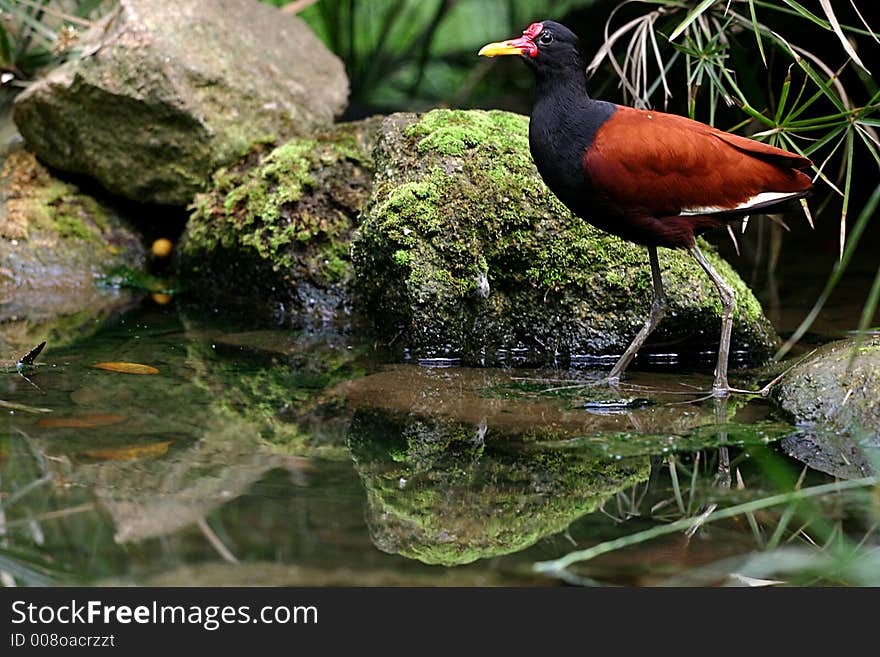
top-left (348, 409), bottom-right (648, 566)
top-left (178, 118), bottom-right (381, 326)
top-left (773, 337), bottom-right (880, 477)
top-left (352, 109), bottom-right (778, 366)
top-left (12, 0), bottom-right (348, 206)
top-left (0, 145), bottom-right (144, 354)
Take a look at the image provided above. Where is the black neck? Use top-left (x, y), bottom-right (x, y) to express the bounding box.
top-left (534, 65), bottom-right (590, 106)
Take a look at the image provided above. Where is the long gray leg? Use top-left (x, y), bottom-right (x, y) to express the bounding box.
top-left (689, 244), bottom-right (736, 396)
top-left (608, 246), bottom-right (666, 385)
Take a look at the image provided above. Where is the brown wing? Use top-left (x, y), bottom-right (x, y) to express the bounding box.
top-left (583, 106), bottom-right (812, 217)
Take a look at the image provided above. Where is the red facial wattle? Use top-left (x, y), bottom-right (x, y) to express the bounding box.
top-left (508, 22), bottom-right (542, 58)
top-left (477, 21), bottom-right (542, 58)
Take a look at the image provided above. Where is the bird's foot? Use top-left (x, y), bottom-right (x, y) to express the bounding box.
top-left (711, 367), bottom-right (791, 398)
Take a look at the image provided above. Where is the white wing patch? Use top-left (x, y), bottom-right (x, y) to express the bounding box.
top-left (679, 191), bottom-right (802, 216)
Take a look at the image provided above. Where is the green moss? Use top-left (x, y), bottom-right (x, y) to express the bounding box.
top-left (374, 178), bottom-right (442, 239)
top-left (183, 337), bottom-right (365, 461)
top-left (182, 121), bottom-right (379, 311)
top-left (354, 109), bottom-right (778, 364)
top-left (392, 250), bottom-right (410, 267)
top-left (408, 108), bottom-right (530, 156)
top-left (350, 409), bottom-right (649, 566)
top-left (52, 212), bottom-right (92, 240)
top-left (0, 148), bottom-right (117, 244)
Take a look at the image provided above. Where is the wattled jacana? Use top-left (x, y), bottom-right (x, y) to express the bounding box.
top-left (479, 21), bottom-right (813, 396)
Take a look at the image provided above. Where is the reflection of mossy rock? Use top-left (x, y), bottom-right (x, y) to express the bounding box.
top-left (773, 338), bottom-right (880, 476)
top-left (0, 146), bottom-right (144, 354)
top-left (178, 119), bottom-right (381, 326)
top-left (348, 409), bottom-right (649, 566)
top-left (352, 110), bottom-right (777, 366)
top-left (12, 0), bottom-right (348, 205)
top-left (179, 319), bottom-right (368, 460)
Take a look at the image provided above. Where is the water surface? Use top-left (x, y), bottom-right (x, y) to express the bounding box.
top-left (2, 221), bottom-right (879, 587)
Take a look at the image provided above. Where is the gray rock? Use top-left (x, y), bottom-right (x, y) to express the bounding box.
top-left (12, 0), bottom-right (348, 206)
top-left (774, 338), bottom-right (880, 476)
top-left (0, 144), bottom-right (145, 355)
top-left (352, 109), bottom-right (779, 366)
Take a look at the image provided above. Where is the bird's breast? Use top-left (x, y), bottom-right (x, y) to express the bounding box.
top-left (529, 100), bottom-right (617, 214)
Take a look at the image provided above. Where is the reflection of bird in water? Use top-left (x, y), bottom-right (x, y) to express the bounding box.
top-left (479, 21), bottom-right (812, 396)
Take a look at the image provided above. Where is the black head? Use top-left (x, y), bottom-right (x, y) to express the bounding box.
top-left (478, 20), bottom-right (585, 75)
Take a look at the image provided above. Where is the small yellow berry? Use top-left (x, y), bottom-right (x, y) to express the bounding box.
top-left (152, 238), bottom-right (174, 258)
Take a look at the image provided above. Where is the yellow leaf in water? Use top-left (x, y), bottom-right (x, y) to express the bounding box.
top-left (93, 362), bottom-right (159, 375)
top-left (81, 440), bottom-right (173, 461)
top-left (36, 413), bottom-right (127, 428)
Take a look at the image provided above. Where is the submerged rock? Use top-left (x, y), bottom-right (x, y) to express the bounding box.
top-left (348, 408), bottom-right (649, 566)
top-left (12, 0), bottom-right (348, 206)
top-left (773, 337), bottom-right (880, 476)
top-left (353, 109), bottom-right (778, 366)
top-left (178, 118), bottom-right (380, 326)
top-left (0, 146), bottom-right (144, 354)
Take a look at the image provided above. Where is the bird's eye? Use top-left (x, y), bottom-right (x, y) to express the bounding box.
top-left (538, 31), bottom-right (553, 46)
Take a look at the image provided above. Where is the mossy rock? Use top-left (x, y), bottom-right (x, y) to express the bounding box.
top-left (773, 338), bottom-right (880, 458)
top-left (348, 408), bottom-right (649, 566)
top-left (12, 0), bottom-right (348, 206)
top-left (177, 118), bottom-right (381, 326)
top-left (352, 109), bottom-right (778, 366)
top-left (0, 145), bottom-right (145, 355)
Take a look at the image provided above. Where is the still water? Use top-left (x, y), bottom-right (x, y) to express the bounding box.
top-left (1, 232), bottom-right (879, 587)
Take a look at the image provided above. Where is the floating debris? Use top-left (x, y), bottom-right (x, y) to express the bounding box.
top-left (92, 362), bottom-right (160, 375)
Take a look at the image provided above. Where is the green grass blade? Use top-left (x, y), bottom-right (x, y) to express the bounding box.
top-left (3, 3), bottom-right (57, 46)
top-left (778, 0), bottom-right (831, 30)
top-left (774, 67), bottom-right (792, 123)
top-left (754, 0), bottom-right (876, 38)
top-left (748, 0), bottom-right (767, 67)
top-left (767, 502), bottom-right (799, 549)
top-left (846, 262), bottom-right (880, 370)
top-left (855, 125), bottom-right (880, 167)
top-left (668, 0), bottom-right (716, 42)
top-left (789, 55), bottom-right (847, 114)
top-left (0, 24), bottom-right (12, 65)
top-left (669, 457), bottom-right (686, 515)
top-left (776, 184), bottom-right (880, 360)
top-left (840, 127), bottom-right (855, 258)
top-left (534, 476), bottom-right (879, 574)
top-left (0, 547), bottom-right (67, 586)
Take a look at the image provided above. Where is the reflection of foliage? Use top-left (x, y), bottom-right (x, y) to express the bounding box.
top-left (538, 446), bottom-right (880, 586)
top-left (0, 432), bottom-right (108, 586)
